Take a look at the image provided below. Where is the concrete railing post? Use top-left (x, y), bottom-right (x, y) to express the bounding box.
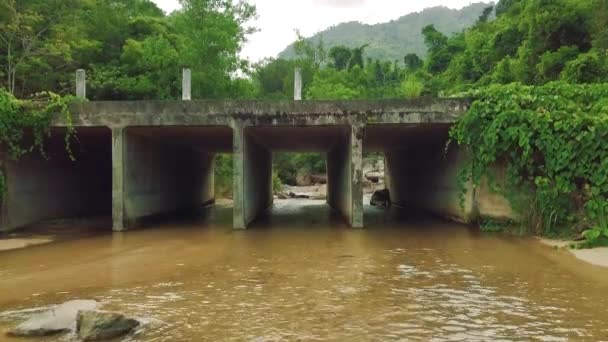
top-left (294, 67), bottom-right (302, 101)
top-left (75, 69), bottom-right (86, 99)
top-left (182, 68), bottom-right (191, 101)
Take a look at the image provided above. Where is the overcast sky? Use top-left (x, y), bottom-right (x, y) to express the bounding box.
top-left (151, 0), bottom-right (480, 62)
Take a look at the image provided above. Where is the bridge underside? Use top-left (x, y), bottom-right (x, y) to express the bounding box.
top-left (1, 99), bottom-right (483, 232)
top-left (0, 127), bottom-right (112, 231)
top-left (234, 125), bottom-right (361, 228)
top-left (365, 124), bottom-right (474, 222)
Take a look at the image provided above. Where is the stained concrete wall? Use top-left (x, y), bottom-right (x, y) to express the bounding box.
top-left (0, 128), bottom-right (111, 231)
top-left (327, 125), bottom-right (363, 228)
top-left (112, 128), bottom-right (215, 230)
top-left (385, 144), bottom-right (475, 223)
top-left (233, 123), bottom-right (273, 229)
top-left (385, 144), bottom-right (515, 223)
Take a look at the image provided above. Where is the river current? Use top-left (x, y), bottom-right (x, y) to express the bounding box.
top-left (1, 200), bottom-right (607, 341)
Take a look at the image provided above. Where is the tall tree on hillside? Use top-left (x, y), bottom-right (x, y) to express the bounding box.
top-left (328, 46), bottom-right (352, 71)
top-left (348, 44), bottom-right (368, 70)
top-left (403, 53), bottom-right (423, 71)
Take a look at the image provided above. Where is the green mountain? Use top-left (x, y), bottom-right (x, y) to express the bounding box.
top-left (279, 2), bottom-right (493, 62)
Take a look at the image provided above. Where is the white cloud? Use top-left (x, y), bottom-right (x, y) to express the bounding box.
top-left (151, 0), bottom-right (483, 62)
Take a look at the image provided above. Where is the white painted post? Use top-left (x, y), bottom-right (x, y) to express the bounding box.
top-left (294, 67), bottom-right (302, 101)
top-left (76, 69), bottom-right (86, 99)
top-left (182, 68), bottom-right (191, 101)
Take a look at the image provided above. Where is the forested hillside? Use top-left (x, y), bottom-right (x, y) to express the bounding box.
top-left (278, 3), bottom-right (491, 62)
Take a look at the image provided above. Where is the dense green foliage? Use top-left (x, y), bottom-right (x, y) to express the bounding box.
top-left (279, 3), bottom-right (490, 62)
top-left (0, 0), bottom-right (255, 99)
top-left (419, 0), bottom-right (608, 94)
top-left (451, 83), bottom-right (608, 243)
top-left (0, 88), bottom-right (76, 199)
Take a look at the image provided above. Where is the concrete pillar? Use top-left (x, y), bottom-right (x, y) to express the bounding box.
top-left (233, 122), bottom-right (273, 229)
top-left (327, 124), bottom-right (363, 228)
top-left (351, 124), bottom-right (364, 228)
top-left (182, 68), bottom-right (191, 101)
top-left (112, 127), bottom-right (126, 231)
top-left (294, 67), bottom-right (302, 101)
top-left (76, 69), bottom-right (86, 99)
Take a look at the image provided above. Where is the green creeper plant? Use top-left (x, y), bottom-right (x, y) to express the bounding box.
top-left (450, 82), bottom-right (608, 241)
top-left (0, 89), bottom-right (77, 201)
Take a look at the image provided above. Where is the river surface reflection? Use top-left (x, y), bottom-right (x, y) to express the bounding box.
top-left (1, 200), bottom-right (607, 341)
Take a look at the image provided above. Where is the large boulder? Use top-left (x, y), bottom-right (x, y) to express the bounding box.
top-left (370, 189), bottom-right (391, 208)
top-left (310, 174), bottom-right (327, 184)
top-left (295, 174), bottom-right (313, 186)
top-left (7, 300), bottom-right (98, 337)
top-left (76, 310), bottom-right (139, 341)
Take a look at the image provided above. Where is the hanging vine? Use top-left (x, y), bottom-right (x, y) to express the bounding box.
top-left (0, 89), bottom-right (78, 201)
top-left (450, 82), bottom-right (608, 245)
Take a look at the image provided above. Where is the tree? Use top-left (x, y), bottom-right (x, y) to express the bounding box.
top-left (348, 44), bottom-right (368, 70)
top-left (328, 46), bottom-right (351, 71)
top-left (403, 53), bottom-right (423, 71)
top-left (477, 6), bottom-right (494, 24)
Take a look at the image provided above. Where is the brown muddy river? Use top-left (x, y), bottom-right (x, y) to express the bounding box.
top-left (1, 200), bottom-right (608, 341)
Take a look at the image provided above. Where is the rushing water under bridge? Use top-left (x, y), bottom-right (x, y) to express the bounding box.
top-left (1, 98), bottom-right (512, 232)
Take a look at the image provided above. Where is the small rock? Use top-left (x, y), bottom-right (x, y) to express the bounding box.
top-left (77, 310), bottom-right (139, 341)
top-left (370, 189), bottom-right (391, 208)
top-left (288, 192), bottom-right (309, 199)
top-left (7, 300), bottom-right (98, 337)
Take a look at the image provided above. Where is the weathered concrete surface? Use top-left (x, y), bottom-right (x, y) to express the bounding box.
top-left (326, 125), bottom-right (363, 228)
top-left (241, 125), bottom-right (362, 228)
top-left (233, 123), bottom-right (273, 229)
top-left (373, 124), bottom-right (476, 222)
top-left (0, 99), bottom-right (474, 231)
top-left (0, 128), bottom-right (111, 232)
top-left (113, 128), bottom-right (217, 230)
top-left (56, 98), bottom-right (469, 128)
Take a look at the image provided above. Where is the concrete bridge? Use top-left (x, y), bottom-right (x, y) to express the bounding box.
top-left (0, 98), bottom-right (485, 232)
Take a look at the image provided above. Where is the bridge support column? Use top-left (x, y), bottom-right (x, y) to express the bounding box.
top-left (113, 127), bottom-right (216, 231)
top-left (327, 124), bottom-right (363, 228)
top-left (233, 122), bottom-right (273, 229)
top-left (112, 127), bottom-right (126, 231)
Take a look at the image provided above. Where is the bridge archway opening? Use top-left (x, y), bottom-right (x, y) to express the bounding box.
top-left (121, 126), bottom-right (233, 229)
top-left (238, 125), bottom-right (353, 228)
top-left (1, 127), bottom-right (112, 232)
top-left (363, 123), bottom-right (465, 225)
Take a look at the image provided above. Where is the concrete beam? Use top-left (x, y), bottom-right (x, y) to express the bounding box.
top-left (233, 122), bottom-right (273, 229)
top-left (60, 98), bottom-right (470, 127)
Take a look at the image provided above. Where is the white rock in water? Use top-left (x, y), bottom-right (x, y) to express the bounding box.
top-left (7, 300), bottom-right (99, 337)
